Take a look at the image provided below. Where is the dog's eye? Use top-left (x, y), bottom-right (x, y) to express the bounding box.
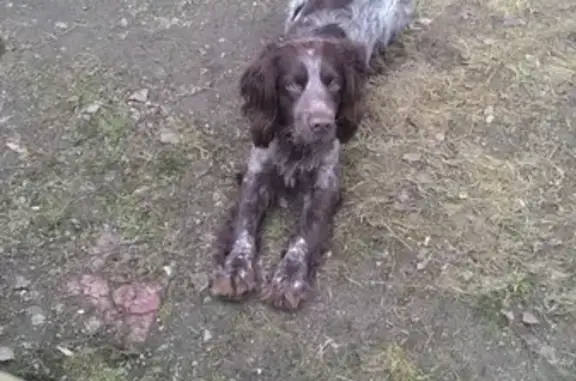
top-left (322, 73), bottom-right (340, 91)
top-left (327, 79), bottom-right (341, 92)
top-left (286, 82), bottom-right (303, 93)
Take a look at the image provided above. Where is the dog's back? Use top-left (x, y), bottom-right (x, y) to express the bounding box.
top-left (285, 0), bottom-right (415, 62)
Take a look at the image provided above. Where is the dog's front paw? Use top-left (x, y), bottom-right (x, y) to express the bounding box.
top-left (261, 256), bottom-right (311, 310)
top-left (211, 250), bottom-right (258, 300)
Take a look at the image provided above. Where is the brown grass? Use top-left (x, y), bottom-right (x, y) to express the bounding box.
top-left (364, 343), bottom-right (426, 381)
top-left (340, 0), bottom-right (576, 311)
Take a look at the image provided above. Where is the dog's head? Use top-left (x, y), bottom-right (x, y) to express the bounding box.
top-left (239, 38), bottom-right (367, 148)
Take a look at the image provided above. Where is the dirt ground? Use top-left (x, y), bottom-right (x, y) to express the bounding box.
top-left (1, 0), bottom-right (575, 380)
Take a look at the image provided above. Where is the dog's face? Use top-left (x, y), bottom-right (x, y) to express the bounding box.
top-left (240, 39), bottom-right (367, 148)
top-left (276, 43), bottom-right (343, 145)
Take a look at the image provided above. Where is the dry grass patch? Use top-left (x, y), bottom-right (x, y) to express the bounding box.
top-left (339, 0), bottom-right (576, 316)
top-left (364, 343), bottom-right (426, 381)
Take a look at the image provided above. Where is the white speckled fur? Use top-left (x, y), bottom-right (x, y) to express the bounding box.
top-left (244, 138), bottom-right (340, 189)
top-left (285, 0), bottom-right (415, 63)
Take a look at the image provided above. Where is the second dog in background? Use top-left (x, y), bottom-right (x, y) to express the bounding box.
top-left (210, 0), bottom-right (415, 310)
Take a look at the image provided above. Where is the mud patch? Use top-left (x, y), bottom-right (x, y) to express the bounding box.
top-left (66, 274), bottom-right (165, 346)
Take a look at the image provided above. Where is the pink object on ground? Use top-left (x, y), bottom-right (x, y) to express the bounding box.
top-left (65, 274), bottom-right (163, 344)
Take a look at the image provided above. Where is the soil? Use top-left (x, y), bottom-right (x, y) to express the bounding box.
top-left (1, 0), bottom-right (575, 380)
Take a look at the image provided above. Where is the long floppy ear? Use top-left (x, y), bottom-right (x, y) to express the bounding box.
top-left (239, 43), bottom-right (281, 148)
top-left (336, 41), bottom-right (368, 143)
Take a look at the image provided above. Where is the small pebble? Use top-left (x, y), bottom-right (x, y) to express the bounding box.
top-left (416, 259), bottom-right (429, 271)
top-left (461, 270), bottom-right (474, 282)
top-left (83, 316), bottom-right (103, 335)
top-left (203, 329), bottom-right (213, 342)
top-left (0, 346), bottom-right (15, 362)
top-left (502, 16), bottom-right (526, 27)
top-left (31, 314), bottom-right (46, 326)
top-left (53, 303), bottom-right (65, 314)
top-left (13, 275), bottom-right (31, 290)
top-left (397, 188), bottom-right (411, 203)
top-left (163, 265), bottom-right (173, 277)
top-left (190, 272), bottom-right (209, 291)
top-left (6, 141), bottom-right (27, 156)
top-left (54, 21), bottom-right (69, 30)
top-left (418, 17), bottom-right (432, 26)
top-left (434, 132), bottom-right (445, 142)
top-left (159, 129), bottom-right (180, 145)
top-left (83, 102), bottom-right (101, 114)
top-left (128, 88), bottom-right (149, 103)
top-left (402, 152), bottom-right (421, 163)
top-left (500, 309), bottom-right (515, 322)
top-left (26, 306), bottom-right (46, 326)
top-left (522, 311), bottom-right (540, 325)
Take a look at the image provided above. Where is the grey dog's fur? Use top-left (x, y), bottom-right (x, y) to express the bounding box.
top-left (286, 0), bottom-right (415, 64)
top-left (211, 0), bottom-right (415, 310)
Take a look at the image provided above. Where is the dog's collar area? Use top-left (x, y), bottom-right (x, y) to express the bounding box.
top-left (276, 36), bottom-right (347, 49)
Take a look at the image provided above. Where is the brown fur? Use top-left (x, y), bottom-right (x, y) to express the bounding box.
top-left (239, 38), bottom-right (367, 148)
top-left (212, 3), bottom-right (373, 310)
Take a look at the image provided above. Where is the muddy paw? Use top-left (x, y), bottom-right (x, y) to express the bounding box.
top-left (261, 258), bottom-right (311, 310)
top-left (210, 253), bottom-right (258, 300)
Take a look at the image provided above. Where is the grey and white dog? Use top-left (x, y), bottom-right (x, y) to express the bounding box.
top-left (210, 0), bottom-right (415, 310)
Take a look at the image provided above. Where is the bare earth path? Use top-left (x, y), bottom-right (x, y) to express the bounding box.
top-left (1, 0), bottom-right (575, 380)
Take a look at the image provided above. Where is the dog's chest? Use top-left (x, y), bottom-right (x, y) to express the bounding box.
top-left (268, 140), bottom-right (339, 190)
top-left (272, 152), bottom-right (322, 189)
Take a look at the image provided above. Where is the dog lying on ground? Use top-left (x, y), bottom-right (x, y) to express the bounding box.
top-left (210, 0), bottom-right (415, 310)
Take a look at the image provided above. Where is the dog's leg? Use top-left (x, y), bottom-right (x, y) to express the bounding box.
top-left (262, 156), bottom-right (341, 310)
top-left (211, 147), bottom-right (274, 299)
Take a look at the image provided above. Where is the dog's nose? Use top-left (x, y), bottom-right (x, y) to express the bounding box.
top-left (309, 115), bottom-right (335, 131)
